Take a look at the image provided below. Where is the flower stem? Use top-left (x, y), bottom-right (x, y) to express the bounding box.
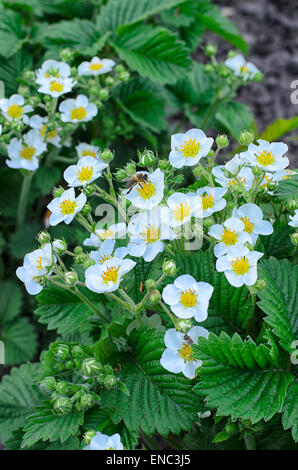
top-left (244, 434), bottom-right (256, 450)
top-left (16, 172), bottom-right (33, 229)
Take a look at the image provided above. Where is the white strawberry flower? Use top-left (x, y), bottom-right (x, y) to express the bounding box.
top-left (36, 60), bottom-right (71, 84)
top-left (29, 115), bottom-right (61, 147)
top-left (165, 192), bottom-right (202, 227)
top-left (232, 203), bottom-right (273, 245)
top-left (90, 239), bottom-right (128, 264)
top-left (59, 95), bottom-right (97, 123)
top-left (241, 139), bottom-right (289, 172)
top-left (16, 243), bottom-right (54, 295)
top-left (216, 245), bottom-right (263, 287)
top-left (289, 210), bottom-right (298, 228)
top-left (0, 94), bottom-right (33, 123)
top-left (78, 57), bottom-right (115, 76)
top-left (160, 326), bottom-right (209, 379)
top-left (47, 188), bottom-right (87, 226)
top-left (37, 77), bottom-right (76, 98)
top-left (6, 129), bottom-right (47, 171)
top-left (63, 156), bottom-right (107, 187)
top-left (162, 274), bottom-right (213, 321)
top-left (209, 217), bottom-right (251, 258)
top-left (85, 257), bottom-right (136, 293)
top-left (127, 208), bottom-right (175, 262)
top-left (169, 128), bottom-right (213, 168)
top-left (272, 169), bottom-right (297, 182)
top-left (225, 54), bottom-right (259, 79)
top-left (76, 142), bottom-right (101, 160)
top-left (84, 432), bottom-right (123, 451)
top-left (212, 154), bottom-right (254, 191)
top-left (123, 169), bottom-right (164, 210)
top-left (83, 223), bottom-right (127, 247)
top-left (196, 186), bottom-right (227, 218)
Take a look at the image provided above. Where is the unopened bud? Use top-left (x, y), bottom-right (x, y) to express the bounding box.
top-left (80, 202), bottom-right (91, 216)
top-left (254, 279), bottom-right (266, 291)
top-left (18, 85), bottom-right (30, 97)
top-left (139, 150), bottom-right (156, 167)
top-left (53, 397), bottom-right (73, 415)
top-left (28, 95), bottom-right (40, 107)
top-left (52, 239), bottom-right (67, 254)
top-left (52, 186), bottom-right (65, 198)
top-left (176, 318), bottom-right (192, 333)
top-left (83, 257), bottom-right (96, 269)
top-left (98, 88), bottom-right (109, 100)
top-left (145, 279), bottom-right (156, 291)
top-left (252, 166), bottom-right (263, 177)
top-left (288, 198), bottom-right (298, 211)
top-left (84, 430), bottom-right (97, 445)
top-left (82, 183), bottom-right (96, 198)
top-left (225, 423), bottom-right (238, 435)
top-left (60, 48), bottom-right (75, 62)
top-left (158, 159), bottom-right (171, 171)
top-left (105, 76), bottom-right (114, 87)
top-left (101, 148), bottom-right (114, 163)
top-left (64, 271), bottom-right (78, 286)
top-left (205, 43), bottom-right (218, 56)
top-left (254, 72), bottom-right (264, 83)
top-left (54, 343), bottom-right (70, 360)
top-left (149, 290), bottom-right (161, 304)
top-left (81, 358), bottom-right (102, 376)
top-left (125, 162), bottom-right (136, 176)
top-left (118, 71), bottom-right (130, 82)
top-left (55, 381), bottom-right (69, 395)
top-left (115, 169), bottom-right (127, 181)
top-left (216, 134), bottom-right (229, 149)
top-left (103, 375), bottom-right (117, 388)
top-left (37, 231), bottom-right (51, 244)
top-left (204, 216), bottom-right (214, 229)
top-left (239, 130), bottom-right (254, 146)
top-left (40, 376), bottom-right (56, 392)
top-left (162, 260), bottom-right (176, 276)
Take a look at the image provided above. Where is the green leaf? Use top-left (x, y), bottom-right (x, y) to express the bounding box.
top-left (0, 363), bottom-right (46, 441)
top-left (214, 101), bottom-right (254, 140)
top-left (260, 116), bottom-right (298, 142)
top-left (34, 166), bottom-right (61, 197)
top-left (274, 174), bottom-right (298, 203)
top-left (257, 258), bottom-right (298, 353)
top-left (22, 402), bottom-right (84, 448)
top-left (113, 77), bottom-right (166, 133)
top-left (101, 327), bottom-right (203, 436)
top-left (35, 285), bottom-right (103, 335)
top-left (176, 251), bottom-right (253, 334)
top-left (194, 332), bottom-right (294, 423)
top-left (113, 23), bottom-right (191, 84)
top-left (9, 220), bottom-right (41, 258)
top-left (282, 382), bottom-right (298, 442)
top-left (212, 430), bottom-right (230, 443)
top-left (256, 221), bottom-right (294, 260)
top-left (197, 0), bottom-right (248, 53)
top-left (96, 0), bottom-right (186, 34)
top-left (170, 62), bottom-right (214, 107)
top-left (0, 49), bottom-right (32, 95)
top-left (0, 10), bottom-right (26, 58)
top-left (0, 281), bottom-right (22, 325)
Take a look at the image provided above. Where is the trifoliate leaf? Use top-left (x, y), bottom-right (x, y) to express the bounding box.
top-left (274, 174), bottom-right (298, 203)
top-left (194, 332), bottom-right (294, 424)
top-left (0, 10), bottom-right (26, 58)
top-left (281, 382), bottom-right (298, 442)
top-left (257, 258), bottom-right (298, 353)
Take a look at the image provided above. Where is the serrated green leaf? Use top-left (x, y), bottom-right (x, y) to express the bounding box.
top-left (0, 10), bottom-right (26, 58)
top-left (9, 220), bottom-right (41, 258)
top-left (1, 317), bottom-right (37, 366)
top-left (0, 363), bottom-right (46, 441)
top-left (0, 49), bottom-right (32, 95)
top-left (22, 402), bottom-right (84, 448)
top-left (256, 221), bottom-right (294, 260)
top-left (281, 382), bottom-right (298, 442)
top-left (96, 0), bottom-right (186, 34)
top-left (194, 332), bottom-right (294, 423)
top-left (113, 23), bottom-right (191, 84)
top-left (0, 281), bottom-right (22, 324)
top-left (169, 62), bottom-right (214, 107)
top-left (215, 101), bottom-right (254, 140)
top-left (274, 174), bottom-right (298, 203)
top-left (260, 116), bottom-right (298, 142)
top-left (257, 258), bottom-right (298, 353)
top-left (101, 327), bottom-right (203, 436)
top-left (34, 166), bottom-right (61, 197)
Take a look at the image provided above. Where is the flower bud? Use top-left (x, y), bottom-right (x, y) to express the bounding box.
top-left (77, 393), bottom-right (95, 411)
top-left (252, 166), bottom-right (263, 177)
top-left (139, 150), bottom-right (156, 167)
top-left (118, 71), bottom-right (130, 82)
top-left (205, 43), bottom-right (218, 56)
top-left (115, 64), bottom-right (125, 74)
top-left (216, 134), bottom-right (229, 149)
top-left (80, 202), bottom-right (91, 216)
top-left (52, 239), bottom-right (67, 255)
top-left (82, 183), bottom-right (96, 198)
top-left (267, 180), bottom-right (276, 192)
top-left (125, 162), bottom-right (136, 176)
top-left (254, 72), bottom-right (264, 83)
top-left (227, 50), bottom-right (238, 59)
top-left (74, 246), bottom-right (83, 254)
top-left (55, 381), bottom-right (70, 395)
top-left (60, 48), bottom-right (74, 62)
top-left (149, 290), bottom-right (161, 304)
top-left (65, 360), bottom-right (74, 369)
top-left (71, 345), bottom-right (87, 358)
top-left (101, 148), bottom-right (114, 163)
top-left (53, 397), bottom-right (73, 415)
top-left (204, 216), bottom-right (214, 229)
top-left (288, 198), bottom-right (298, 211)
top-left (52, 186), bottom-right (65, 198)
top-left (37, 231), bottom-right (51, 244)
top-left (115, 169), bottom-right (127, 181)
top-left (18, 85), bottom-right (30, 97)
top-left (98, 88), bottom-right (109, 100)
top-left (28, 96), bottom-right (41, 107)
top-left (176, 318), bottom-right (192, 333)
top-left (64, 271), bottom-right (78, 286)
top-left (103, 375), bottom-right (117, 388)
top-left (84, 430), bottom-right (97, 445)
top-left (162, 260), bottom-right (176, 276)
top-left (144, 279), bottom-right (156, 291)
top-left (23, 70), bottom-right (35, 83)
top-left (54, 343), bottom-right (70, 361)
top-left (158, 159), bottom-right (171, 171)
top-left (239, 130), bottom-right (254, 146)
top-left (254, 279), bottom-right (266, 291)
top-left (105, 76), bottom-right (114, 87)
top-left (290, 232), bottom-right (298, 247)
top-left (81, 358), bottom-right (102, 376)
top-left (225, 423), bottom-right (238, 435)
top-left (40, 376), bottom-right (56, 392)
top-left (84, 256), bottom-right (96, 270)
top-left (102, 364), bottom-right (114, 376)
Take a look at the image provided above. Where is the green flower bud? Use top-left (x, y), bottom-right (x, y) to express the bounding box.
top-left (101, 148), bottom-right (114, 163)
top-left (144, 279), bottom-right (156, 291)
top-left (176, 318), bottom-right (192, 333)
top-left (118, 71), bottom-right (130, 82)
top-left (65, 360), bottom-right (74, 369)
top-left (205, 43), bottom-right (218, 56)
top-left (18, 85), bottom-right (30, 97)
top-left (37, 231), bottom-right (51, 244)
top-left (103, 375), bottom-right (117, 388)
top-left (28, 96), bottom-right (41, 107)
top-left (239, 130), bottom-right (254, 146)
top-left (252, 166), bottom-right (263, 177)
top-left (52, 186), bottom-right (65, 198)
top-left (158, 159), bottom-right (171, 171)
top-left (204, 216), bottom-right (214, 229)
top-left (204, 64), bottom-right (214, 73)
top-left (115, 64), bottom-right (125, 74)
top-left (84, 257), bottom-right (96, 269)
top-left (162, 260), bottom-right (176, 276)
top-left (98, 88), bottom-right (109, 100)
top-left (105, 76), bottom-right (114, 87)
top-left (115, 169), bottom-right (127, 181)
top-left (55, 381), bottom-right (70, 395)
top-left (71, 345), bottom-right (87, 358)
top-left (225, 423), bottom-right (238, 435)
top-left (64, 271), bottom-right (78, 286)
top-left (216, 134), bottom-right (229, 149)
top-left (40, 376), bottom-right (56, 392)
top-left (23, 70), bottom-right (35, 83)
top-left (254, 279), bottom-right (266, 291)
top-left (290, 232), bottom-right (298, 247)
top-left (77, 393), bottom-right (95, 411)
top-left (102, 364), bottom-right (114, 376)
top-left (125, 162), bottom-right (136, 176)
top-left (80, 202), bottom-right (91, 216)
top-left (74, 252), bottom-right (88, 264)
top-left (84, 430), bottom-right (97, 445)
top-left (60, 48), bottom-right (75, 62)
top-left (254, 72), bottom-right (264, 83)
top-left (52, 239), bottom-right (67, 255)
top-left (54, 344), bottom-right (70, 361)
top-left (245, 242), bottom-right (254, 251)
top-left (288, 198), bottom-right (298, 211)
top-left (53, 397), bottom-right (73, 415)
top-left (227, 50), bottom-right (238, 59)
top-left (82, 183), bottom-right (96, 198)
top-left (149, 290), bottom-right (161, 304)
top-left (81, 358), bottom-right (102, 376)
top-left (267, 180), bottom-right (276, 192)
top-left (139, 150), bottom-right (156, 167)
top-left (74, 246), bottom-right (83, 254)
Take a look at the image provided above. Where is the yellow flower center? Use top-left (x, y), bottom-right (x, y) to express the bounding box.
top-left (180, 138), bottom-right (200, 158)
top-left (238, 176), bottom-right (246, 185)
top-left (240, 216), bottom-right (254, 234)
top-left (71, 107), bottom-right (87, 121)
top-left (256, 150), bottom-right (275, 166)
top-left (229, 179), bottom-right (237, 187)
top-left (100, 229), bottom-right (114, 240)
top-left (60, 199), bottom-right (77, 215)
top-left (20, 146), bottom-right (35, 160)
top-left (179, 343), bottom-right (193, 362)
top-left (180, 289), bottom-right (198, 308)
top-left (142, 225), bottom-right (160, 243)
top-left (282, 170), bottom-right (293, 180)
top-left (232, 256), bottom-right (250, 275)
top-left (8, 104), bottom-right (23, 119)
top-left (136, 180), bottom-right (156, 200)
top-left (99, 254), bottom-right (112, 264)
top-left (240, 65), bottom-right (249, 72)
top-left (102, 266), bottom-right (119, 284)
top-left (82, 149), bottom-right (97, 158)
top-left (77, 165), bottom-right (93, 182)
top-left (221, 227), bottom-right (238, 246)
top-left (261, 174), bottom-right (271, 189)
top-left (36, 256), bottom-right (43, 271)
top-left (50, 81), bottom-right (64, 93)
top-left (40, 125), bottom-right (57, 139)
top-left (89, 63), bottom-right (103, 71)
top-left (201, 194), bottom-right (214, 211)
top-left (173, 202), bottom-right (191, 222)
